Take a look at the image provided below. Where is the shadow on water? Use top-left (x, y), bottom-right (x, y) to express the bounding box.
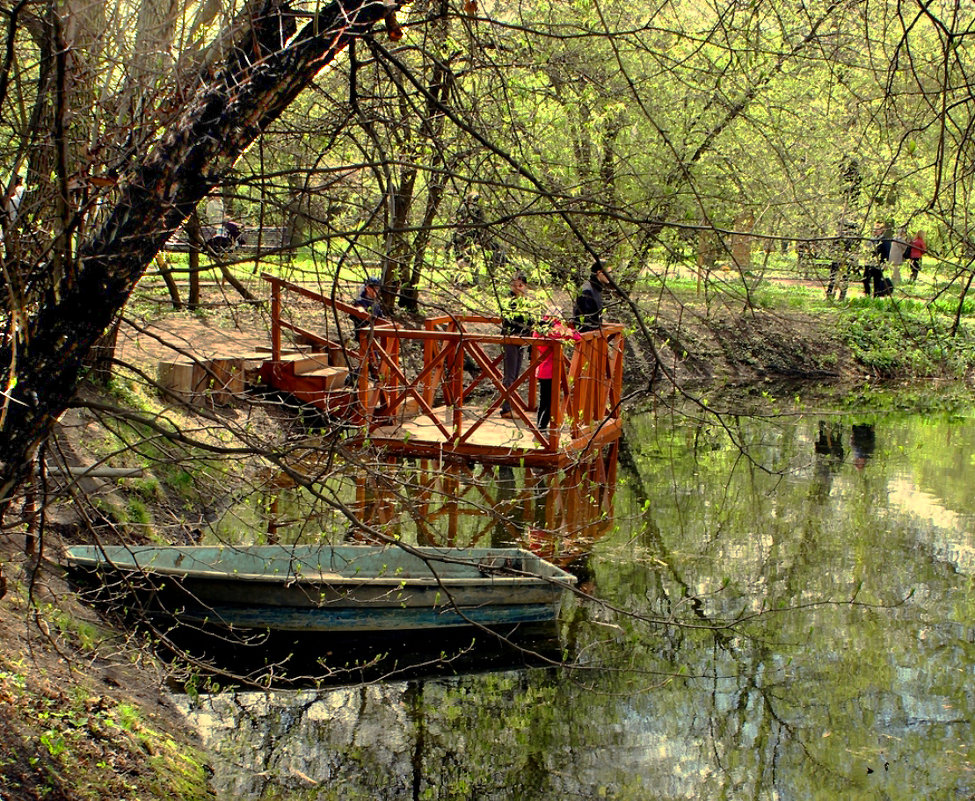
top-left (160, 621), bottom-right (564, 691)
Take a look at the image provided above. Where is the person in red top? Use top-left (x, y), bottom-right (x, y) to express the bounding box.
top-left (908, 231), bottom-right (927, 283)
top-left (533, 309), bottom-right (581, 430)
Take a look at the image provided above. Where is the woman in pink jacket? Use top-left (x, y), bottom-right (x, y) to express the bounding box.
top-left (533, 310), bottom-right (581, 430)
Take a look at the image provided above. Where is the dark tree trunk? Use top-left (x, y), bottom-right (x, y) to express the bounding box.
top-left (84, 316), bottom-right (122, 384)
top-left (156, 255), bottom-right (184, 309)
top-left (0, 0), bottom-right (403, 510)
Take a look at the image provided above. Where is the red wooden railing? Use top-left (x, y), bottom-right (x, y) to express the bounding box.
top-left (262, 274), bottom-right (624, 455)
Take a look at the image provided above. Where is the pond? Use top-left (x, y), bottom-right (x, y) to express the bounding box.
top-left (174, 402), bottom-right (975, 800)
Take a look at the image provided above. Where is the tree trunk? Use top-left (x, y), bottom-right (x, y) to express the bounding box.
top-left (156, 254), bottom-right (184, 309)
top-left (0, 0), bottom-right (404, 511)
top-left (84, 316), bottom-right (122, 384)
top-left (186, 209), bottom-right (203, 310)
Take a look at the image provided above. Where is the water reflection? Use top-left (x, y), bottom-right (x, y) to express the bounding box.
top-left (163, 451), bottom-right (620, 686)
top-left (324, 455), bottom-right (616, 569)
top-left (176, 410), bottom-right (975, 799)
top-left (851, 421), bottom-right (876, 470)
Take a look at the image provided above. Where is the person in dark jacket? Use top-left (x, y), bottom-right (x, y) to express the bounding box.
top-left (573, 261), bottom-right (610, 332)
top-left (865, 221), bottom-right (891, 297)
top-left (351, 276), bottom-right (386, 331)
top-left (500, 272), bottom-right (533, 418)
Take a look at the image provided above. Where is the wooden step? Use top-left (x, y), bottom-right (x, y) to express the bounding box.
top-left (157, 357), bottom-right (245, 407)
top-left (300, 366), bottom-right (349, 391)
top-left (281, 352), bottom-right (333, 375)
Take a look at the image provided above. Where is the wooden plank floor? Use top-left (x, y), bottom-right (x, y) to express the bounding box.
top-left (371, 406), bottom-right (564, 451)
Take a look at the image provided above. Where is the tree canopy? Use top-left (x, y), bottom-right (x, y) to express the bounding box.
top-left (2, 0), bottom-right (974, 509)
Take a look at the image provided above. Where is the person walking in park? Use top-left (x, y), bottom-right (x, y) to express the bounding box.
top-left (888, 226), bottom-right (909, 286)
top-left (865, 221), bottom-right (891, 297)
top-left (827, 220), bottom-right (858, 300)
top-left (908, 230), bottom-right (927, 282)
top-left (500, 272), bottom-right (534, 418)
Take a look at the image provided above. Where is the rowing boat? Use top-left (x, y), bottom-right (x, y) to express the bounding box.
top-left (64, 544), bottom-right (577, 632)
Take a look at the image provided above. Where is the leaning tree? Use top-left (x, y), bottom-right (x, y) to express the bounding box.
top-left (0, 0), bottom-right (411, 513)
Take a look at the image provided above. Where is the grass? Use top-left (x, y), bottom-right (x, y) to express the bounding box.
top-left (0, 634), bottom-right (212, 801)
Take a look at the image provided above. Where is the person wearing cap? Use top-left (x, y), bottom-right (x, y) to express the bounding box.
top-left (500, 272), bottom-right (533, 418)
top-left (573, 260), bottom-right (610, 332)
top-left (351, 276), bottom-right (386, 331)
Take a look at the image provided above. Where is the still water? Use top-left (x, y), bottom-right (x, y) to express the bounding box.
top-left (175, 404), bottom-right (975, 800)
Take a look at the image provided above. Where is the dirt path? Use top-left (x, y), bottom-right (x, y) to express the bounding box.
top-left (117, 316), bottom-right (272, 368)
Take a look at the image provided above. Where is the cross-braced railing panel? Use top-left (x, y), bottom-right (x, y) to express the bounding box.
top-left (262, 275), bottom-right (623, 459)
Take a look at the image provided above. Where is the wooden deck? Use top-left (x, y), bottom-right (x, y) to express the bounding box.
top-left (260, 274), bottom-right (625, 468)
top-left (368, 404), bottom-right (623, 467)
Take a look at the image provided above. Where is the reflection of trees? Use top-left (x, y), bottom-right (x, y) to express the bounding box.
top-left (616, 409), bottom-right (974, 798)
top-left (161, 411), bottom-right (975, 800)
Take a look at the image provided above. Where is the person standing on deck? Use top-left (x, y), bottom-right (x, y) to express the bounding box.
top-left (346, 276), bottom-right (388, 391)
top-left (500, 272), bottom-right (534, 418)
top-left (533, 309), bottom-right (581, 431)
top-left (573, 260), bottom-right (610, 332)
top-left (351, 276), bottom-right (386, 331)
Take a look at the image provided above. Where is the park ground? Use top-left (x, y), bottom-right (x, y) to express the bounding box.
top-left (2, 259), bottom-right (975, 800)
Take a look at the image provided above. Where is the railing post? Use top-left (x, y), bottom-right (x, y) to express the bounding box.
top-left (612, 330), bottom-right (624, 413)
top-left (423, 321), bottom-right (436, 407)
top-left (528, 343), bottom-right (537, 412)
top-left (597, 334), bottom-right (610, 423)
top-left (358, 332), bottom-right (372, 425)
top-left (549, 341), bottom-right (563, 451)
top-left (452, 340), bottom-right (464, 441)
top-left (270, 279), bottom-right (281, 361)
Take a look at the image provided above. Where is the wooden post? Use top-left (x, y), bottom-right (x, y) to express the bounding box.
top-left (528, 344), bottom-right (538, 412)
top-left (186, 210), bottom-right (203, 310)
top-left (358, 332), bottom-right (372, 424)
top-left (452, 341), bottom-right (464, 440)
top-left (595, 335), bottom-right (609, 424)
top-left (549, 341), bottom-right (563, 451)
top-left (270, 279), bottom-right (281, 361)
top-left (422, 323), bottom-right (437, 407)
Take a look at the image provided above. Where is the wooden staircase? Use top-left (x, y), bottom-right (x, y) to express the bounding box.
top-left (259, 352), bottom-right (351, 415)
